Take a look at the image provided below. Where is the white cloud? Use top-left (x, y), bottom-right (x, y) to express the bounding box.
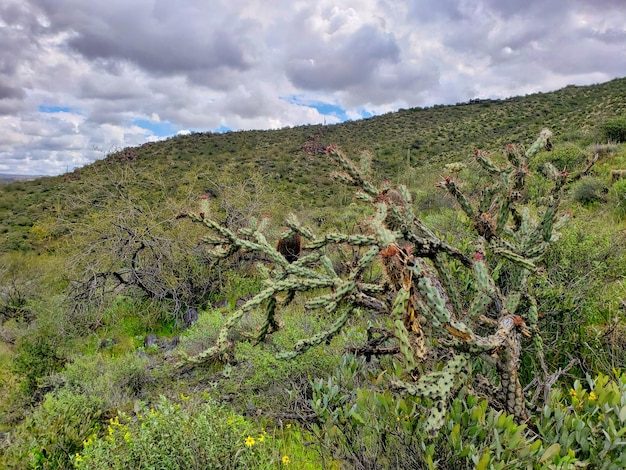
top-left (0, 0), bottom-right (624, 175)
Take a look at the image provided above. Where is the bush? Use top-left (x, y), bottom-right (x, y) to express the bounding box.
top-left (12, 330), bottom-right (65, 395)
top-left (2, 389), bottom-right (101, 469)
top-left (74, 395), bottom-right (318, 469)
top-left (60, 354), bottom-right (151, 411)
top-left (601, 117), bottom-right (626, 143)
top-left (609, 178), bottom-right (626, 220)
top-left (531, 143), bottom-right (588, 172)
top-left (537, 373), bottom-right (626, 469)
top-left (308, 356), bottom-right (626, 469)
top-left (571, 177), bottom-right (607, 205)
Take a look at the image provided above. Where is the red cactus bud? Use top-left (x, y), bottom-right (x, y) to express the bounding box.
top-left (326, 144), bottom-right (337, 153)
top-left (473, 252), bottom-right (484, 261)
top-left (445, 177), bottom-right (451, 184)
top-left (199, 194), bottom-right (209, 200)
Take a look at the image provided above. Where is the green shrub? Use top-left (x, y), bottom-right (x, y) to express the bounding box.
top-left (12, 330), bottom-right (65, 395)
top-left (571, 177), bottom-right (607, 205)
top-left (602, 117), bottom-right (626, 143)
top-left (536, 373), bottom-right (626, 469)
top-left (531, 143), bottom-right (588, 172)
top-left (308, 356), bottom-right (626, 469)
top-left (74, 395), bottom-right (318, 469)
top-left (60, 354), bottom-right (151, 411)
top-left (609, 178), bottom-right (626, 220)
top-left (2, 389), bottom-right (101, 469)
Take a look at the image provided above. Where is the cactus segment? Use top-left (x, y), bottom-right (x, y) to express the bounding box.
top-left (525, 129), bottom-right (553, 159)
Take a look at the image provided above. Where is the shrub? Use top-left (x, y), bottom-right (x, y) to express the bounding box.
top-left (12, 330), bottom-right (65, 396)
top-left (74, 395), bottom-right (318, 469)
top-left (2, 389), bottom-right (101, 469)
top-left (531, 143), bottom-right (588, 172)
top-left (609, 178), bottom-right (626, 220)
top-left (60, 353), bottom-right (151, 411)
top-left (308, 356), bottom-right (626, 468)
top-left (601, 117), bottom-right (626, 143)
top-left (536, 373), bottom-right (626, 469)
top-left (570, 176), bottom-right (607, 205)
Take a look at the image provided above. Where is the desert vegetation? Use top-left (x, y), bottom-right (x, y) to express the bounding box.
top-left (1, 78), bottom-right (626, 469)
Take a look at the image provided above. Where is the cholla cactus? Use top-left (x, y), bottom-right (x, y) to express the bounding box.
top-left (181, 130), bottom-right (581, 435)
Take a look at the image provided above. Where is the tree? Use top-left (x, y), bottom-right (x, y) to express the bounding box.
top-left (179, 130), bottom-right (588, 435)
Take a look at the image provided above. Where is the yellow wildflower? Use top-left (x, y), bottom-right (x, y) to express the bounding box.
top-left (282, 455), bottom-right (290, 465)
top-left (258, 434), bottom-right (265, 443)
top-left (245, 436), bottom-right (255, 447)
top-left (75, 453), bottom-right (83, 463)
top-left (180, 393), bottom-right (190, 402)
top-left (588, 391), bottom-right (597, 401)
top-left (286, 423), bottom-right (291, 429)
top-left (569, 389), bottom-right (577, 397)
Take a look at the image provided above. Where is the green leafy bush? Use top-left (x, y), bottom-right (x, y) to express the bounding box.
top-left (12, 330), bottom-right (64, 395)
top-left (60, 353), bottom-right (151, 411)
top-left (609, 178), bottom-right (626, 220)
top-left (537, 373), bottom-right (626, 469)
top-left (571, 177), bottom-right (607, 205)
top-left (308, 355), bottom-right (626, 469)
top-left (2, 389), bottom-right (101, 469)
top-left (602, 117), bottom-right (626, 143)
top-left (531, 143), bottom-right (588, 172)
top-left (74, 395), bottom-right (317, 469)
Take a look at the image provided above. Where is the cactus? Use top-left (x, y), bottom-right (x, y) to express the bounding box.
top-left (181, 130), bottom-right (587, 435)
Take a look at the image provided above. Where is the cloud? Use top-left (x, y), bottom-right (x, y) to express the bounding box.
top-left (0, 0), bottom-right (624, 175)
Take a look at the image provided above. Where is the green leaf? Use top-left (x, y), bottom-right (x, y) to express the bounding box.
top-left (475, 450), bottom-right (491, 470)
top-left (539, 443), bottom-right (561, 463)
top-left (351, 412), bottom-right (366, 426)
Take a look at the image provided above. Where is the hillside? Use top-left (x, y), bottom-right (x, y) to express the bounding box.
top-left (2, 77), bottom-right (626, 253)
top-left (1, 78), bottom-right (626, 468)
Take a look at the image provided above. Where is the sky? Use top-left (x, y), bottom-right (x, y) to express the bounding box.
top-left (1, 1), bottom-right (625, 176)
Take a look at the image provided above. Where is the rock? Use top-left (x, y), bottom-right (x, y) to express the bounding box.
top-left (165, 336), bottom-right (180, 352)
top-left (99, 338), bottom-right (117, 349)
top-left (182, 308), bottom-right (199, 329)
top-left (144, 334), bottom-right (159, 348)
top-left (212, 299), bottom-right (228, 309)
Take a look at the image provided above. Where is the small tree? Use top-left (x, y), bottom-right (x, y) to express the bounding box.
top-left (180, 130), bottom-right (588, 435)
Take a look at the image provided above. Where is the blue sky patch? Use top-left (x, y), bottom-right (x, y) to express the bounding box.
top-left (132, 119), bottom-right (177, 137)
top-left (282, 95), bottom-right (349, 121)
top-left (39, 105), bottom-right (73, 113)
top-left (213, 125), bottom-right (231, 133)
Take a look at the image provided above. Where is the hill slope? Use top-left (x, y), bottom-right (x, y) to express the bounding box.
top-left (2, 77), bottom-right (626, 253)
